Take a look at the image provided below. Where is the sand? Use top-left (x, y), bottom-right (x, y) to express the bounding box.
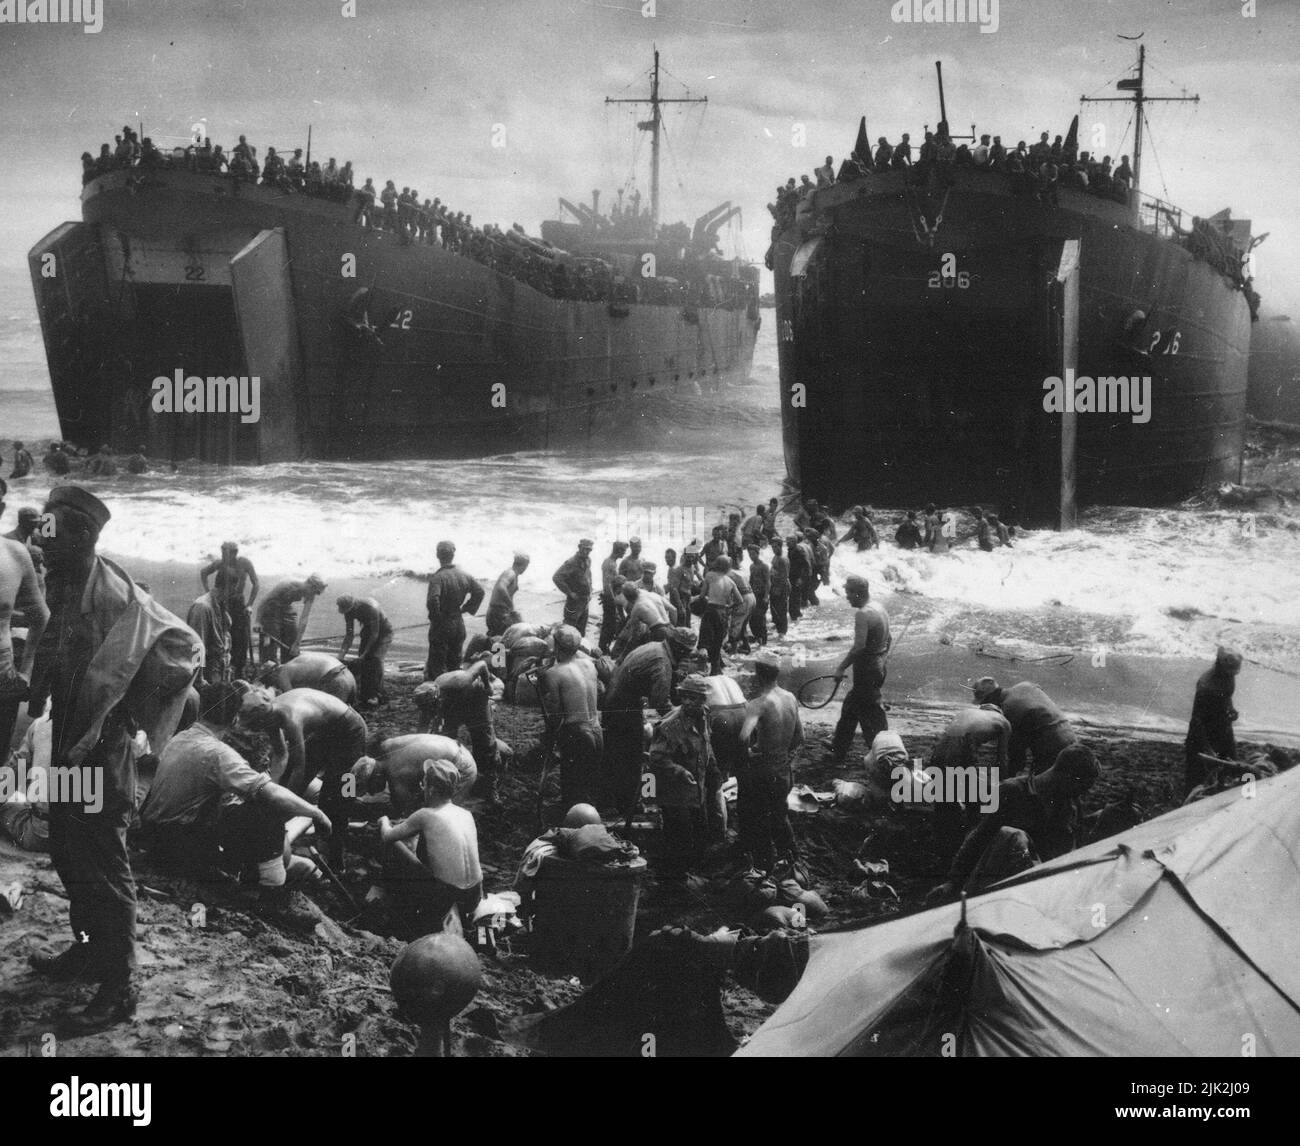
top-left (0, 659), bottom-right (1260, 1058)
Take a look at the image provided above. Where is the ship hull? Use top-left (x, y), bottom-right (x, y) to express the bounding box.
top-left (29, 169), bottom-right (760, 463)
top-left (773, 168), bottom-right (1250, 520)
top-left (1247, 312), bottom-right (1300, 424)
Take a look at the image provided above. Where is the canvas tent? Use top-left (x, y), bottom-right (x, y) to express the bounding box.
top-left (739, 768), bottom-right (1300, 1056)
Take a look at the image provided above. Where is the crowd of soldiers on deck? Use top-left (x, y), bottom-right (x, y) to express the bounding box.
top-left (351, 184), bottom-right (750, 310)
top-left (83, 125), bottom-right (752, 312)
top-left (767, 121), bottom-right (1259, 315)
top-left (84, 126), bottom-right (358, 203)
top-left (770, 123), bottom-right (1135, 232)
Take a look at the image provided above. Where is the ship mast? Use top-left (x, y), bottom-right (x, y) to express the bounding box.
top-left (1080, 42), bottom-right (1198, 198)
top-left (605, 48), bottom-right (707, 232)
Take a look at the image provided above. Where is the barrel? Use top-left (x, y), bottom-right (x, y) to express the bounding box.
top-left (529, 854), bottom-right (647, 983)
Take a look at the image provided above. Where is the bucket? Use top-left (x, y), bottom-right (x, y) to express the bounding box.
top-left (530, 854), bottom-right (646, 983)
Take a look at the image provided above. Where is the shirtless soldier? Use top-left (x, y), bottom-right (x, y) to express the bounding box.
top-left (612, 582), bottom-right (673, 660)
top-left (200, 542), bottom-right (258, 677)
top-left (0, 498), bottom-right (49, 756)
top-left (414, 660), bottom-right (501, 803)
top-left (737, 651), bottom-right (803, 873)
top-left (540, 625), bottom-right (602, 808)
top-left (257, 575), bottom-right (326, 664)
top-left (337, 594), bottom-right (393, 708)
top-left (486, 552), bottom-right (529, 637)
top-left (239, 688), bottom-right (368, 866)
top-left (828, 575), bottom-right (891, 764)
top-left (598, 541), bottom-right (629, 653)
top-left (351, 733), bottom-right (477, 815)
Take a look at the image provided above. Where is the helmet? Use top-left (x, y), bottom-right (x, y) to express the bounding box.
top-left (562, 803), bottom-right (602, 828)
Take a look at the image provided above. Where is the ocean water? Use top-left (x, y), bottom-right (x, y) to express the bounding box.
top-left (0, 281), bottom-right (53, 443)
top-left (2, 278), bottom-right (1299, 683)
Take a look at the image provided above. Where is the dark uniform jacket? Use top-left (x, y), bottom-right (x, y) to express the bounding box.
top-left (650, 707), bottom-right (716, 809)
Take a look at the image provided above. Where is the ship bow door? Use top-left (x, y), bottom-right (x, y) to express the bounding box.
top-left (1037, 238), bottom-right (1080, 528)
top-left (230, 228), bottom-right (305, 462)
top-left (786, 237), bottom-right (825, 493)
top-left (29, 222), bottom-right (117, 447)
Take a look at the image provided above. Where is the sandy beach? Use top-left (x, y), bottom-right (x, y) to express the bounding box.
top-left (0, 661), bottom-right (1237, 1058)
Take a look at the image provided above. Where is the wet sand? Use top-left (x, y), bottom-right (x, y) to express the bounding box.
top-left (0, 664), bottom-right (1236, 1058)
top-left (112, 550), bottom-right (1300, 746)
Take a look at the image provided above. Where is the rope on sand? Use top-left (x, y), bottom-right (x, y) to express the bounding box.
top-left (1239, 655), bottom-right (1300, 680)
top-left (970, 643), bottom-right (1074, 668)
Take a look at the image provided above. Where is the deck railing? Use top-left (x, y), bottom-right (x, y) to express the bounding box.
top-left (1136, 191), bottom-right (1184, 239)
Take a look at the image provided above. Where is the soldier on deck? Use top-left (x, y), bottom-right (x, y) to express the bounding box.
top-left (355, 178), bottom-right (377, 227)
top-left (380, 181), bottom-right (398, 230)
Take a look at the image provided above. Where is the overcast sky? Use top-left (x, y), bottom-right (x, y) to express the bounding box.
top-left (0, 0), bottom-right (1296, 311)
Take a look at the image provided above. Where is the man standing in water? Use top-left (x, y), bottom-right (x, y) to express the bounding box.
top-left (84, 445), bottom-right (117, 477)
top-left (924, 503), bottom-right (950, 555)
top-left (29, 486), bottom-right (201, 1032)
top-left (895, 510), bottom-right (923, 549)
top-left (43, 442), bottom-right (72, 476)
top-left (200, 541), bottom-right (259, 678)
top-left (786, 533), bottom-right (810, 621)
top-left (827, 575), bottom-right (891, 765)
top-left (768, 537), bottom-right (790, 636)
top-left (425, 540), bottom-right (484, 678)
top-left (552, 538), bottom-right (594, 637)
top-left (8, 441), bottom-right (34, 480)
